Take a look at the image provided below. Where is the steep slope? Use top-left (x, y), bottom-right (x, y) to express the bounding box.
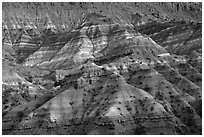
top-left (2, 2), bottom-right (201, 64)
top-left (138, 20), bottom-right (202, 56)
top-left (2, 2), bottom-right (202, 135)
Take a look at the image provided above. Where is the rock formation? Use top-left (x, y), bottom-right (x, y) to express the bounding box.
top-left (2, 2), bottom-right (202, 135)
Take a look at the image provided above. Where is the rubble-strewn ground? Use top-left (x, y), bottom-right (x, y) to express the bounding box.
top-left (2, 2), bottom-right (202, 135)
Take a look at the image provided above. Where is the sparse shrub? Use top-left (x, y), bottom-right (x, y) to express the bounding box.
top-left (17, 111), bottom-right (24, 118)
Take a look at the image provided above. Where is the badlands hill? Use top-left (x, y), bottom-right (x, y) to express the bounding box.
top-left (2, 2), bottom-right (202, 135)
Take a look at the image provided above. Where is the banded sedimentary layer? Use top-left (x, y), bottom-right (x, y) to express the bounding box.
top-left (2, 2), bottom-right (202, 135)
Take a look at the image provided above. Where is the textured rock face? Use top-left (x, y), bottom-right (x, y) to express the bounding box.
top-left (2, 2), bottom-right (202, 135)
top-left (23, 22), bottom-right (167, 70)
top-left (138, 21), bottom-right (202, 56)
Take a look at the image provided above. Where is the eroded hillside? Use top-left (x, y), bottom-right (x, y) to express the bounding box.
top-left (2, 2), bottom-right (202, 135)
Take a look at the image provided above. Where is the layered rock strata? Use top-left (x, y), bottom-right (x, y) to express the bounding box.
top-left (2, 2), bottom-right (202, 135)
